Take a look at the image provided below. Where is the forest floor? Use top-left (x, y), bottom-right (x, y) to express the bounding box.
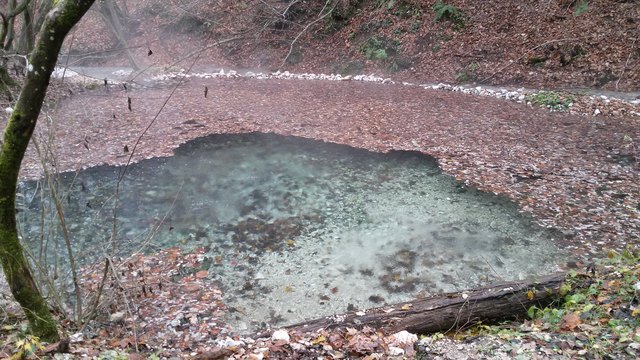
top-left (1, 0), bottom-right (639, 358)
top-left (1, 67), bottom-right (638, 360)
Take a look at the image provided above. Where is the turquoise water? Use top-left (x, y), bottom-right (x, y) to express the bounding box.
top-left (16, 132), bottom-right (566, 332)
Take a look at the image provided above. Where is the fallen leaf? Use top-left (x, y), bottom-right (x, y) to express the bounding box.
top-left (560, 312), bottom-right (581, 331)
top-left (527, 289), bottom-right (535, 300)
top-left (312, 335), bottom-right (326, 345)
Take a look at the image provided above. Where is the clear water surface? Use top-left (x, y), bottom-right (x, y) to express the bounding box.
top-left (16, 133), bottom-right (567, 332)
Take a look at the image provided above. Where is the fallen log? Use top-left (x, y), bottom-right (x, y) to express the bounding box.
top-left (283, 272), bottom-right (590, 335)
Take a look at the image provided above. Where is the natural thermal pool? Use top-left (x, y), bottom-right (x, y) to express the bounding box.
top-left (16, 132), bottom-right (567, 331)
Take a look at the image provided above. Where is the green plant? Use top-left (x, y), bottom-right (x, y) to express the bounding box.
top-left (574, 0), bottom-right (589, 17)
top-left (14, 335), bottom-right (44, 358)
top-left (528, 56), bottom-right (547, 66)
top-left (98, 350), bottom-right (130, 360)
top-left (334, 60), bottom-right (365, 75)
top-left (455, 71), bottom-right (469, 83)
top-left (454, 62), bottom-right (479, 83)
top-left (360, 36), bottom-right (399, 61)
top-left (432, 0), bottom-right (466, 29)
top-left (393, 27), bottom-right (405, 36)
top-left (394, 2), bottom-right (422, 18)
top-left (410, 20), bottom-right (420, 33)
top-left (525, 91), bottom-right (573, 111)
top-left (460, 249), bottom-right (640, 357)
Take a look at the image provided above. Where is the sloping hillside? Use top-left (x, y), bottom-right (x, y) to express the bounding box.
top-left (69, 0), bottom-right (640, 91)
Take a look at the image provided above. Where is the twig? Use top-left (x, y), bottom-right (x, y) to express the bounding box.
top-left (130, 183), bottom-right (183, 256)
top-left (258, 0), bottom-right (282, 17)
top-left (615, 38), bottom-right (636, 91)
top-left (279, 0), bottom-right (334, 70)
top-left (110, 27), bottom-right (213, 264)
top-left (479, 38), bottom-right (580, 83)
top-left (81, 258), bottom-right (110, 328)
top-left (281, 0), bottom-right (301, 18)
top-left (48, 179), bottom-right (83, 324)
top-left (29, 127), bottom-right (80, 322)
top-left (445, 294), bottom-right (473, 334)
top-left (480, 254), bottom-right (505, 282)
top-left (59, 27), bottom-right (76, 85)
top-left (106, 257), bottom-right (140, 352)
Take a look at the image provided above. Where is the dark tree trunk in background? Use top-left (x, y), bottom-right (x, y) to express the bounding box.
top-left (97, 0), bottom-right (140, 70)
top-left (0, 0), bottom-right (95, 342)
top-left (0, 0), bottom-right (33, 50)
top-left (0, 63), bottom-right (16, 99)
top-left (15, 2), bottom-right (34, 53)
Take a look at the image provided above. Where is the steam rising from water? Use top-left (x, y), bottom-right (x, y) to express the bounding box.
top-left (16, 133), bottom-right (566, 332)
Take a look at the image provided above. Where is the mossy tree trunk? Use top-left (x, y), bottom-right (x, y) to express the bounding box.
top-left (0, 0), bottom-right (95, 342)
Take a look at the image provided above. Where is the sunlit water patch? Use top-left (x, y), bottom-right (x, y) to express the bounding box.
top-left (16, 133), bottom-right (567, 332)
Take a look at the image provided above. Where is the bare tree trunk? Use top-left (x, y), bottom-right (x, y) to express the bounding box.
top-left (15, 2), bottom-right (34, 53)
top-left (0, 0), bottom-right (33, 50)
top-left (0, 62), bottom-right (16, 99)
top-left (0, 0), bottom-right (95, 342)
top-left (97, 0), bottom-right (140, 70)
top-left (31, 0), bottom-right (53, 40)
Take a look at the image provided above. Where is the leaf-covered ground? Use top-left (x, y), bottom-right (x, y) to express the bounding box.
top-left (1, 69), bottom-right (638, 358)
top-left (1, 247), bottom-right (638, 359)
top-left (15, 75), bottom-right (640, 258)
top-left (67, 0), bottom-right (640, 92)
top-left (1, 0), bottom-right (640, 357)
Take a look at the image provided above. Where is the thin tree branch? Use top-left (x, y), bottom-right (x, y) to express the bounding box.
top-left (279, 0), bottom-right (334, 70)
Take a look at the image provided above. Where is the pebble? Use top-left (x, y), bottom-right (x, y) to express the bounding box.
top-left (271, 329), bottom-right (290, 343)
top-left (146, 69), bottom-right (637, 118)
top-left (109, 311), bottom-right (125, 323)
top-left (69, 332), bottom-right (84, 343)
top-left (216, 337), bottom-right (245, 348)
top-left (290, 343), bottom-right (306, 351)
top-left (388, 346), bottom-right (405, 356)
top-left (170, 313), bottom-right (184, 327)
top-left (389, 330), bottom-right (418, 347)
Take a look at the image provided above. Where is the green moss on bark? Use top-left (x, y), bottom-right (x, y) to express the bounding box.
top-left (0, 0), bottom-right (96, 342)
